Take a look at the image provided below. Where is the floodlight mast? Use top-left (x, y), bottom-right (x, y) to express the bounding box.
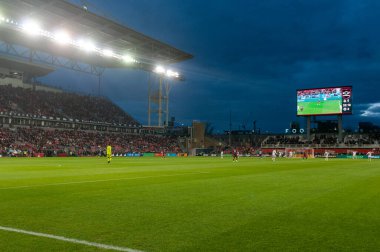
top-left (148, 66), bottom-right (181, 127)
top-left (165, 80), bottom-right (171, 128)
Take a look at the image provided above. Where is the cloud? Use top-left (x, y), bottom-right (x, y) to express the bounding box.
top-left (40, 0), bottom-right (380, 131)
top-left (360, 103), bottom-right (380, 117)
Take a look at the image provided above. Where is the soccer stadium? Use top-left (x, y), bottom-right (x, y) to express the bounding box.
top-left (1, 1), bottom-right (380, 252)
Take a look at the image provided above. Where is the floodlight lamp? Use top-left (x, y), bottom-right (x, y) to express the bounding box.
top-left (54, 31), bottom-right (71, 45)
top-left (86, 42), bottom-right (96, 52)
top-left (122, 54), bottom-right (136, 63)
top-left (21, 20), bottom-right (42, 36)
top-left (102, 49), bottom-right (114, 57)
top-left (166, 69), bottom-right (179, 78)
top-left (78, 39), bottom-right (96, 52)
top-left (155, 65), bottom-right (166, 74)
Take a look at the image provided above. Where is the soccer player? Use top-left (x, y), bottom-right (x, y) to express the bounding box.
top-left (302, 150), bottom-right (308, 159)
top-left (106, 144), bottom-right (112, 164)
top-left (221, 150), bottom-right (224, 159)
top-left (272, 149), bottom-right (277, 162)
top-left (232, 149), bottom-right (238, 162)
top-left (324, 150), bottom-right (329, 161)
top-left (367, 151), bottom-right (373, 162)
top-left (352, 151), bottom-right (357, 159)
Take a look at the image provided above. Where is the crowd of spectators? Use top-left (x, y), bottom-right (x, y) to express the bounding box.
top-left (264, 134), bottom-right (339, 145)
top-left (0, 127), bottom-right (182, 157)
top-left (263, 133), bottom-right (380, 146)
top-left (0, 85), bottom-right (138, 124)
top-left (313, 135), bottom-right (337, 145)
top-left (344, 134), bottom-right (379, 145)
top-left (263, 135), bottom-right (307, 145)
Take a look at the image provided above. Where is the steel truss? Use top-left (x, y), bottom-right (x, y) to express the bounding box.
top-left (0, 40), bottom-right (105, 76)
top-left (148, 74), bottom-right (173, 127)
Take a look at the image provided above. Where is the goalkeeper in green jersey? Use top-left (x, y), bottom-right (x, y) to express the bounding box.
top-left (106, 145), bottom-right (112, 164)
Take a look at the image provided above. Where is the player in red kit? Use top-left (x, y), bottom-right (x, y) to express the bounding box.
top-left (232, 149), bottom-right (238, 162)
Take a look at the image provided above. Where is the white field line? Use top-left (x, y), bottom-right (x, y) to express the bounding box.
top-left (0, 225), bottom-right (143, 252)
top-left (0, 172), bottom-right (210, 190)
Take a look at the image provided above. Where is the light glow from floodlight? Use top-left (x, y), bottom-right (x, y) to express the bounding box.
top-left (102, 49), bottom-right (114, 57)
top-left (122, 54), bottom-right (136, 63)
top-left (2, 14), bottom-right (143, 67)
top-left (155, 65), bottom-right (166, 74)
top-left (77, 39), bottom-right (96, 52)
top-left (154, 66), bottom-right (180, 78)
top-left (166, 69), bottom-right (179, 78)
top-left (21, 20), bottom-right (42, 36)
top-left (54, 31), bottom-right (71, 45)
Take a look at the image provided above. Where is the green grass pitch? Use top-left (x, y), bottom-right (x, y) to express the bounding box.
top-left (1, 157), bottom-right (380, 251)
top-left (298, 100), bottom-right (341, 115)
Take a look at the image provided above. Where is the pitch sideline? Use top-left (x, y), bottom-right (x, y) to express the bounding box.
top-left (0, 225), bottom-right (144, 252)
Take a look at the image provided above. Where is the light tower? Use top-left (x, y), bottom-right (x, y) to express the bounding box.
top-left (148, 66), bottom-right (180, 127)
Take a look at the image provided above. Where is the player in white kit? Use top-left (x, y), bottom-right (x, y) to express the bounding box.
top-left (272, 149), bottom-right (277, 162)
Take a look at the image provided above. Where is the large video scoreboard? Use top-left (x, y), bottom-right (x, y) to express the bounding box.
top-left (297, 86), bottom-right (352, 116)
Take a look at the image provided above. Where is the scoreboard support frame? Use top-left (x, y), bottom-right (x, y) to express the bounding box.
top-left (338, 115), bottom-right (343, 142)
top-left (306, 116), bottom-right (311, 141)
top-left (305, 115), bottom-right (344, 143)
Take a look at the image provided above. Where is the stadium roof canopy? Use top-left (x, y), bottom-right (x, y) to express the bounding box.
top-left (0, 0), bottom-right (193, 71)
top-left (0, 54), bottom-right (54, 77)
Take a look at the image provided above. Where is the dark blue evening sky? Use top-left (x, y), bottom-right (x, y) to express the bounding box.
top-left (40, 0), bottom-right (380, 133)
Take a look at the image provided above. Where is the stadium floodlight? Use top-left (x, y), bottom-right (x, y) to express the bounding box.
top-left (21, 20), bottom-right (42, 36)
top-left (166, 69), bottom-right (179, 78)
top-left (77, 39), bottom-right (96, 52)
top-left (54, 31), bottom-right (71, 45)
top-left (154, 65), bottom-right (166, 74)
top-left (102, 49), bottom-right (114, 57)
top-left (154, 66), bottom-right (180, 78)
top-left (122, 54), bottom-right (136, 63)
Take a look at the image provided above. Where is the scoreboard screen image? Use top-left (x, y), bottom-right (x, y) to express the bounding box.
top-left (297, 86), bottom-right (352, 116)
